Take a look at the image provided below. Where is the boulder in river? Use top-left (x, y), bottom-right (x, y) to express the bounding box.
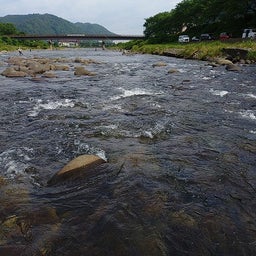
top-left (1, 67), bottom-right (28, 77)
top-left (26, 61), bottom-right (51, 74)
top-left (213, 57), bottom-right (233, 65)
top-left (48, 154), bottom-right (106, 185)
top-left (42, 72), bottom-right (58, 78)
top-left (74, 57), bottom-right (100, 65)
top-left (7, 56), bottom-right (26, 66)
top-left (74, 66), bottom-right (96, 76)
top-left (53, 65), bottom-right (70, 71)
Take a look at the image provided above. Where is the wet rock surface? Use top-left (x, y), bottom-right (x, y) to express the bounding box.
top-left (48, 154), bottom-right (107, 185)
top-left (74, 66), bottom-right (96, 76)
top-left (225, 63), bottom-right (241, 71)
top-left (1, 54), bottom-right (99, 79)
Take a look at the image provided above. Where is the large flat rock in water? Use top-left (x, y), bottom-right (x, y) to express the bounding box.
top-left (48, 154), bottom-right (106, 185)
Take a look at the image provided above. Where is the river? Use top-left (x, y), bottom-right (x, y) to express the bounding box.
top-left (0, 48), bottom-right (256, 255)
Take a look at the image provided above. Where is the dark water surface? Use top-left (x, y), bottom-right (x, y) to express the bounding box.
top-left (0, 49), bottom-right (256, 255)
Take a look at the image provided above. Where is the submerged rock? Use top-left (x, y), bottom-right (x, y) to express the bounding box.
top-left (152, 61), bottom-right (167, 68)
top-left (47, 154), bottom-right (106, 185)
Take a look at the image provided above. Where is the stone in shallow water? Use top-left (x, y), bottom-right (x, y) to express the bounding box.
top-left (213, 57), bottom-right (233, 65)
top-left (47, 154), bottom-right (106, 185)
top-left (74, 66), bottom-right (96, 76)
top-left (225, 63), bottom-right (241, 72)
top-left (168, 68), bottom-right (179, 74)
top-left (42, 72), bottom-right (58, 78)
top-left (152, 61), bottom-right (167, 68)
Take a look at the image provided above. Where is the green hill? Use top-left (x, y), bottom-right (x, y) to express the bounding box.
top-left (0, 13), bottom-right (115, 35)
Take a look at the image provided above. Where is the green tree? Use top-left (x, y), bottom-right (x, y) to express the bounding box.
top-left (143, 0), bottom-right (255, 42)
top-left (0, 23), bottom-right (18, 35)
top-left (144, 12), bottom-right (173, 43)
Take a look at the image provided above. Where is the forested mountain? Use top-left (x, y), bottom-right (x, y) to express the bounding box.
top-left (73, 22), bottom-right (113, 35)
top-left (144, 0), bottom-right (256, 42)
top-left (0, 13), bottom-right (115, 35)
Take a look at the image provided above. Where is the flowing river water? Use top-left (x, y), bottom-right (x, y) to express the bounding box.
top-left (0, 48), bottom-right (256, 255)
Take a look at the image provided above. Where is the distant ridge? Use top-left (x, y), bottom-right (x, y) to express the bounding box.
top-left (0, 13), bottom-right (116, 35)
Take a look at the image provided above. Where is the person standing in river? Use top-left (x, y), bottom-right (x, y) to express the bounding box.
top-left (18, 47), bottom-right (23, 55)
top-left (102, 40), bottom-right (106, 50)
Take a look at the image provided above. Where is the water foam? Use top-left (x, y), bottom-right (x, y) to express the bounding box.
top-left (239, 110), bottom-right (256, 120)
top-left (209, 89), bottom-right (229, 97)
top-left (142, 117), bottom-right (171, 139)
top-left (245, 93), bottom-right (256, 99)
top-left (74, 141), bottom-right (107, 161)
top-left (0, 147), bottom-right (34, 179)
top-left (111, 87), bottom-right (162, 101)
top-left (28, 99), bottom-right (75, 117)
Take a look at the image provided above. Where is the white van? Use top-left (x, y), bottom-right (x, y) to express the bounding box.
top-left (242, 29), bottom-right (256, 38)
top-left (178, 35), bottom-right (190, 43)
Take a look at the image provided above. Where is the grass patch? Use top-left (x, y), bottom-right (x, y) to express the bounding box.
top-left (124, 40), bottom-right (256, 62)
top-left (247, 50), bottom-right (256, 60)
top-left (0, 44), bottom-right (18, 51)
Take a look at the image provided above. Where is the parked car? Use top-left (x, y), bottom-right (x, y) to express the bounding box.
top-left (178, 35), bottom-right (190, 43)
top-left (242, 28), bottom-right (256, 38)
top-left (219, 32), bottom-right (230, 40)
top-left (191, 36), bottom-right (200, 42)
top-left (200, 33), bottom-right (214, 41)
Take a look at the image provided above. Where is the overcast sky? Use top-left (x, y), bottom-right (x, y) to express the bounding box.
top-left (0, 0), bottom-right (181, 34)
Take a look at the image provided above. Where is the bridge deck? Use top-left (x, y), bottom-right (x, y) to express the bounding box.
top-left (10, 34), bottom-right (145, 40)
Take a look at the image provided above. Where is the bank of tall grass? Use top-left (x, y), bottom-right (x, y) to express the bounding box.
top-left (120, 40), bottom-right (256, 62)
top-left (0, 44), bottom-right (19, 52)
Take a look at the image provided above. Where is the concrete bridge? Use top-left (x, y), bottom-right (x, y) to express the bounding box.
top-left (10, 34), bottom-right (145, 41)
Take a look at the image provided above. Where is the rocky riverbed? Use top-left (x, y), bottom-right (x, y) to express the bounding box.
top-left (0, 48), bottom-right (255, 255)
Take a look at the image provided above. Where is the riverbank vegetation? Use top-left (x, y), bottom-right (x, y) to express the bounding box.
top-left (0, 22), bottom-right (49, 51)
top-left (116, 0), bottom-right (256, 62)
top-left (143, 0), bottom-right (256, 43)
top-left (118, 39), bottom-right (256, 62)
top-left (0, 36), bottom-right (49, 51)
